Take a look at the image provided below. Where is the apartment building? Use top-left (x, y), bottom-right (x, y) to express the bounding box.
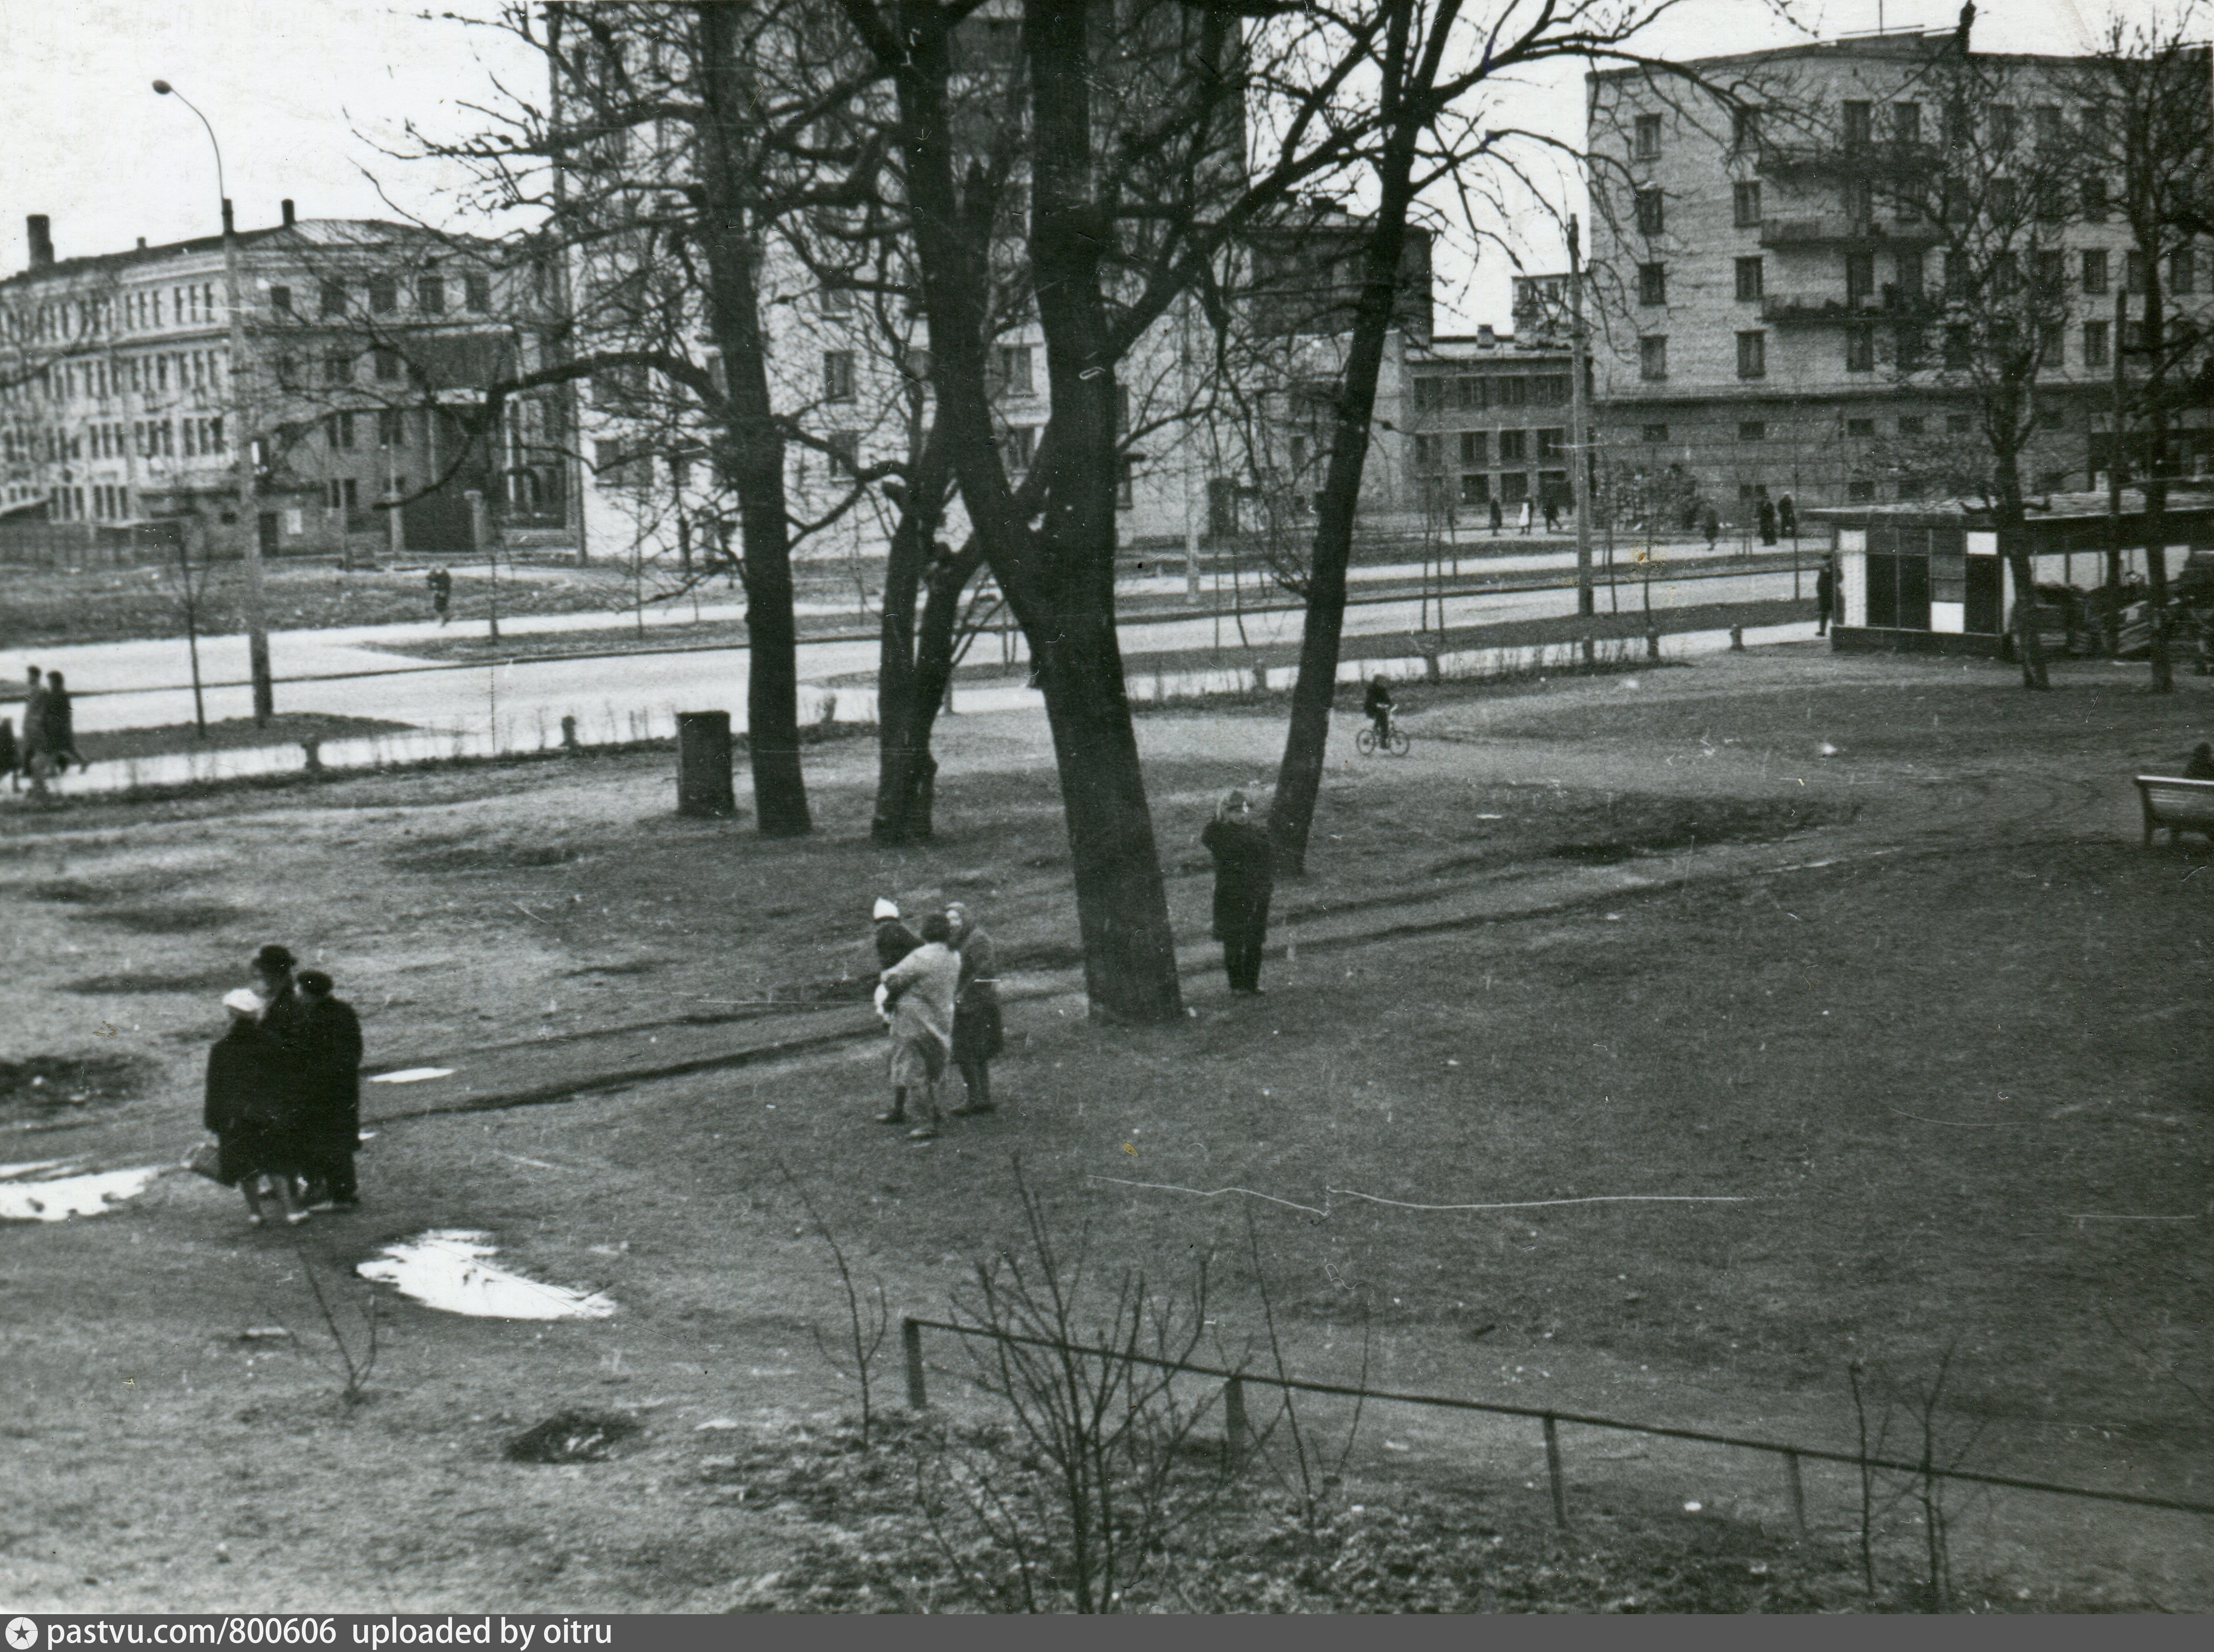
top-left (1398, 330), bottom-right (1579, 519)
top-left (0, 207), bottom-right (566, 561)
top-left (1584, 29), bottom-right (2214, 521)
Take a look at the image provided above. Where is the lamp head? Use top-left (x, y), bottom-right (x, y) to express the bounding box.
top-left (152, 80), bottom-right (173, 95)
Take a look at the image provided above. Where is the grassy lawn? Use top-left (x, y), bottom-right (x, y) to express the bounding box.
top-left (3, 648), bottom-right (2210, 1610)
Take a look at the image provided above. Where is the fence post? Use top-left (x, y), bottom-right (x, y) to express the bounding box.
top-left (1786, 1450), bottom-right (1808, 1539)
top-left (1730, 624), bottom-right (1745, 651)
top-left (1543, 1414), bottom-right (1569, 1530)
top-left (1646, 628), bottom-right (1661, 661)
top-left (1223, 1376), bottom-right (1249, 1464)
top-left (903, 1317), bottom-right (927, 1410)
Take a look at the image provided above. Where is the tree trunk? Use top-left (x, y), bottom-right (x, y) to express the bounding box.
top-left (2142, 263), bottom-right (2174, 693)
top-left (697, 1), bottom-right (811, 836)
top-left (873, 429), bottom-right (958, 843)
top-left (1267, 6), bottom-right (1424, 878)
top-left (1994, 437), bottom-right (2050, 690)
top-left (873, 0), bottom-right (1183, 1020)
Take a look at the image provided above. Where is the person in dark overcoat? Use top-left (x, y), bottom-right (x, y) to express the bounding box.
top-left (205, 989), bottom-right (307, 1226)
top-left (1202, 790), bottom-right (1275, 996)
top-left (0, 715), bottom-right (17, 793)
top-left (945, 902), bottom-right (1003, 1115)
top-left (1815, 560), bottom-right (1837, 636)
top-left (1757, 497), bottom-right (1778, 546)
top-left (295, 970), bottom-right (365, 1210)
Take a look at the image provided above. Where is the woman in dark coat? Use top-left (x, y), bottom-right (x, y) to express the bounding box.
top-left (945, 902), bottom-right (1003, 1114)
top-left (204, 989), bottom-right (307, 1226)
top-left (1201, 790), bottom-right (1275, 996)
top-left (296, 970), bottom-right (365, 1209)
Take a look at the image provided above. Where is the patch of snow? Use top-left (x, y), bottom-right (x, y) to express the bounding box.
top-left (0, 1159), bottom-right (79, 1180)
top-left (357, 1229), bottom-right (616, 1320)
top-left (368, 1068), bottom-right (454, 1085)
top-left (0, 1166), bottom-right (162, 1222)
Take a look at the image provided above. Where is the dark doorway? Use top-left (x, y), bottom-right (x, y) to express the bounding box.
top-left (256, 513), bottom-right (279, 558)
top-left (1965, 555), bottom-right (2003, 633)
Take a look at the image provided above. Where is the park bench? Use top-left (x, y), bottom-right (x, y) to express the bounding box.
top-left (2133, 773), bottom-right (2214, 846)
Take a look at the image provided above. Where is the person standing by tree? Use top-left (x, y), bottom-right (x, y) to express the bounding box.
top-left (1816, 558), bottom-right (1837, 637)
top-left (294, 969), bottom-right (364, 1211)
top-left (944, 902), bottom-right (1002, 1116)
top-left (1202, 791), bottom-right (1275, 997)
top-left (878, 911), bottom-right (961, 1140)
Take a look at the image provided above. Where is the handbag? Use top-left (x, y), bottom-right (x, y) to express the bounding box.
top-left (185, 1140), bottom-right (225, 1182)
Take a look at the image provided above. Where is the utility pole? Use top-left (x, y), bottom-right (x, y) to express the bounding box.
top-left (154, 80), bottom-right (274, 723)
top-left (1568, 215), bottom-right (1596, 637)
top-left (2106, 284), bottom-right (2127, 658)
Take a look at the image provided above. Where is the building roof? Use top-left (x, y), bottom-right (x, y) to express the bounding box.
top-left (0, 218), bottom-right (489, 293)
top-left (1809, 488), bottom-right (2214, 533)
top-left (1584, 30), bottom-right (2114, 84)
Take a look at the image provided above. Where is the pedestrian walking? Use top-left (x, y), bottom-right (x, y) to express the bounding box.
top-left (877, 911), bottom-right (962, 1140)
top-left (1778, 494), bottom-right (1797, 539)
top-left (1815, 559), bottom-right (1836, 636)
top-left (204, 988), bottom-right (308, 1227)
top-left (1543, 497), bottom-right (1560, 533)
top-left (945, 902), bottom-right (1003, 1116)
top-left (20, 666), bottom-right (51, 801)
top-left (1487, 497), bottom-right (1503, 534)
top-left (427, 565), bottom-right (453, 625)
top-left (1702, 507), bottom-right (1720, 551)
top-left (1202, 790), bottom-right (1275, 996)
top-left (295, 970), bottom-right (364, 1211)
top-left (0, 715), bottom-right (17, 793)
top-left (39, 670), bottom-right (79, 769)
top-left (1517, 498), bottom-right (1533, 537)
top-left (1757, 497), bottom-right (1778, 547)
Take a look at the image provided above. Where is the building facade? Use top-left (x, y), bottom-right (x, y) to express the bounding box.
top-left (0, 207), bottom-right (567, 562)
top-left (1584, 29), bottom-right (2214, 525)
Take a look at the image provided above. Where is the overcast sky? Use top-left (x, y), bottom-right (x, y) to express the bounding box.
top-left (0, 1), bottom-right (2153, 330)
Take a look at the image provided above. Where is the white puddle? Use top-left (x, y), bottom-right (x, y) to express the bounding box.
top-left (0, 1165), bottom-right (163, 1222)
top-left (357, 1229), bottom-right (617, 1320)
top-left (369, 1068), bottom-right (454, 1085)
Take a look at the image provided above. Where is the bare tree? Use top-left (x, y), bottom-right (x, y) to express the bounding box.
top-left (2060, 14), bottom-right (2214, 691)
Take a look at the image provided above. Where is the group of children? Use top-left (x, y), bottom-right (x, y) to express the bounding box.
top-left (201, 944), bottom-right (365, 1227)
top-left (867, 899), bottom-right (1002, 1141)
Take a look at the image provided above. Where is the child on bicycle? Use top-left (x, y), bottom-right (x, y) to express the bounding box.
top-left (1363, 675), bottom-right (1395, 745)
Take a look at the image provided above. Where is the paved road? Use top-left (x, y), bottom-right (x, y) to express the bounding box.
top-left (34, 554), bottom-right (1808, 742)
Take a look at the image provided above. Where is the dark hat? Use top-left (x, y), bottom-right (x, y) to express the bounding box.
top-left (297, 969), bottom-right (334, 995)
top-left (253, 944), bottom-right (297, 972)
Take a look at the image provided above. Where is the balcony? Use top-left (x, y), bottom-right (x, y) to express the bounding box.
top-left (1757, 139), bottom-right (1944, 179)
top-left (1760, 216), bottom-right (1944, 249)
top-left (1761, 291), bottom-right (1939, 325)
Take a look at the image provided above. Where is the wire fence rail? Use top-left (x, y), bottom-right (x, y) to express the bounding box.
top-left (898, 1315), bottom-right (2214, 1533)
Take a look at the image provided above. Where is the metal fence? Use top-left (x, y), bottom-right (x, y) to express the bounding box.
top-left (899, 1315), bottom-right (2214, 1537)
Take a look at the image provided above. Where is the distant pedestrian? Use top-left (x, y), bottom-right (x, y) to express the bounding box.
top-left (205, 988), bottom-right (308, 1227)
top-left (1517, 498), bottom-right (1533, 537)
top-left (945, 902), bottom-right (1003, 1116)
top-left (1487, 497), bottom-right (1503, 534)
top-left (295, 970), bottom-right (364, 1211)
top-left (39, 670), bottom-right (78, 770)
top-left (1202, 790), bottom-right (1275, 996)
top-left (20, 667), bottom-right (50, 800)
top-left (0, 715), bottom-right (16, 793)
top-left (1702, 507), bottom-right (1720, 551)
top-left (878, 911), bottom-right (961, 1140)
top-left (2185, 743), bottom-right (2214, 780)
top-left (1778, 494), bottom-right (1797, 539)
top-left (427, 565), bottom-right (453, 625)
top-left (1816, 560), bottom-right (1837, 636)
top-left (1757, 498), bottom-right (1778, 546)
top-left (1543, 498), bottom-right (1560, 533)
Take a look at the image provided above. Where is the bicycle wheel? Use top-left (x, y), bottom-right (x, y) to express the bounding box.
top-left (1389, 728), bottom-right (1412, 757)
top-left (1355, 727), bottom-right (1379, 756)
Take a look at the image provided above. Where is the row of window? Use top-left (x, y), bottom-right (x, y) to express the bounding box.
top-left (0, 416), bottom-right (224, 463)
top-left (323, 409), bottom-right (416, 449)
top-left (1636, 247), bottom-right (2196, 311)
top-left (276, 348), bottom-right (413, 389)
top-left (1637, 312), bottom-right (2174, 381)
top-left (1411, 428), bottom-right (1568, 470)
top-left (1635, 100), bottom-right (2118, 166)
top-left (1409, 373), bottom-right (1572, 414)
top-left (0, 350), bottom-right (224, 407)
top-left (277, 272), bottom-right (491, 320)
top-left (1658, 412), bottom-right (1980, 444)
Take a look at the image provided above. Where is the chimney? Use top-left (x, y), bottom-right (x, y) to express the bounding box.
top-left (281, 199), bottom-right (295, 227)
top-left (1477, 324), bottom-right (1497, 348)
top-left (137, 237), bottom-right (147, 251)
top-left (27, 215), bottom-right (53, 271)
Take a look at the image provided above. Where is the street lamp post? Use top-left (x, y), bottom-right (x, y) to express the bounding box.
top-left (153, 79), bottom-right (274, 724)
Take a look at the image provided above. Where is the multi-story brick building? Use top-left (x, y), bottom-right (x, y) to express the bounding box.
top-left (0, 206), bottom-right (568, 562)
top-left (1584, 28), bottom-right (2214, 524)
top-left (1398, 330), bottom-right (1579, 521)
